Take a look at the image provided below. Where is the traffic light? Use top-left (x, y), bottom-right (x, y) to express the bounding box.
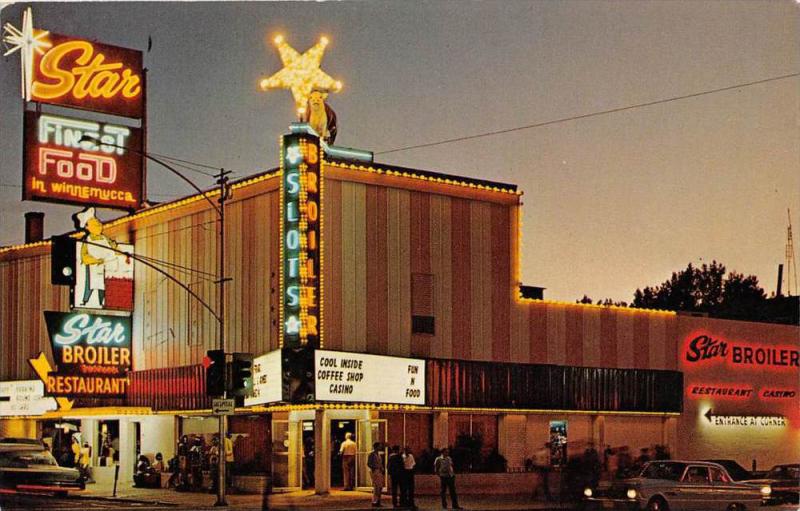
top-left (205, 349), bottom-right (226, 397)
top-left (51, 235), bottom-right (76, 286)
top-left (228, 352), bottom-right (253, 397)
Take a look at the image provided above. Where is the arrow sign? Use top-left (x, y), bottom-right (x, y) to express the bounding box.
top-left (704, 409), bottom-right (786, 426)
top-left (28, 352), bottom-right (73, 411)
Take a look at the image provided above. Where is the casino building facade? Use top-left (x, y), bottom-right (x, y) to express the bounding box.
top-left (1, 133), bottom-right (798, 492)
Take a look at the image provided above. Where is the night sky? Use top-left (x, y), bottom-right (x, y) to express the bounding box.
top-left (1, 1), bottom-right (798, 302)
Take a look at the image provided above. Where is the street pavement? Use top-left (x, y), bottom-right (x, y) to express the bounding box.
top-left (0, 487), bottom-right (576, 510)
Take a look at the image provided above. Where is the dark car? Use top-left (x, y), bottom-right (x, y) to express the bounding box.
top-left (702, 459), bottom-right (753, 481)
top-left (744, 463), bottom-right (799, 506)
top-left (0, 443), bottom-right (84, 495)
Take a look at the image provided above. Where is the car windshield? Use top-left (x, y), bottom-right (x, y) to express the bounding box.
top-left (641, 462), bottom-right (686, 481)
top-left (0, 449), bottom-right (58, 467)
top-left (767, 465), bottom-right (800, 480)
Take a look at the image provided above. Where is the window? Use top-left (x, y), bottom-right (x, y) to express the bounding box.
top-left (710, 466), bottom-right (730, 483)
top-left (412, 273), bottom-right (435, 334)
top-left (642, 462), bottom-right (685, 481)
top-left (684, 466), bottom-right (709, 484)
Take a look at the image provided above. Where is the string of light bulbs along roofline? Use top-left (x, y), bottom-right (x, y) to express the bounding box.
top-left (375, 72), bottom-right (800, 155)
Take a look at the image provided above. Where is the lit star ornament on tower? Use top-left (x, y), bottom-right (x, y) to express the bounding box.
top-left (3, 7), bottom-right (51, 101)
top-left (259, 35), bottom-right (343, 117)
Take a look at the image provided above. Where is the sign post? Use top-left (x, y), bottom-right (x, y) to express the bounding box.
top-left (212, 398), bottom-right (235, 416)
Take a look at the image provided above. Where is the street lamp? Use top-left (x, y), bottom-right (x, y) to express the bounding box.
top-left (79, 135), bottom-right (232, 506)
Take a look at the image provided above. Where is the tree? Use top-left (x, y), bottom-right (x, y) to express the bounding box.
top-left (631, 261), bottom-right (766, 318)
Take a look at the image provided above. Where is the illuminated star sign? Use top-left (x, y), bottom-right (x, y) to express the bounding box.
top-left (286, 145), bottom-right (303, 164)
top-left (285, 315), bottom-right (301, 335)
top-left (3, 7), bottom-right (51, 101)
top-left (259, 35), bottom-right (342, 116)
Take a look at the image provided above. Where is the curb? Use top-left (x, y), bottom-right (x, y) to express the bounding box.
top-left (73, 493), bottom-right (179, 506)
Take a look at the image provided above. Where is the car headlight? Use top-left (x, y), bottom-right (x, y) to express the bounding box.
top-left (626, 488), bottom-right (638, 499)
top-left (760, 485), bottom-right (772, 496)
top-left (584, 488), bottom-right (593, 497)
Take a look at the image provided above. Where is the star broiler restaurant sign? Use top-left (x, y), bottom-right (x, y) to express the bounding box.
top-left (38, 311), bottom-right (132, 397)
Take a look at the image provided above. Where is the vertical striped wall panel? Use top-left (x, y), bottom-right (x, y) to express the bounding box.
top-left (386, 189), bottom-right (411, 357)
top-left (450, 198), bottom-right (472, 361)
top-left (366, 186), bottom-right (388, 355)
top-left (469, 202), bottom-right (492, 361)
top-left (322, 179), bottom-right (343, 350)
top-left (409, 192), bottom-right (431, 358)
top-left (1, 174), bottom-right (691, 383)
top-left (490, 204), bottom-right (511, 362)
top-left (340, 181), bottom-right (367, 352)
top-left (0, 253), bottom-right (68, 381)
top-left (429, 195), bottom-right (452, 359)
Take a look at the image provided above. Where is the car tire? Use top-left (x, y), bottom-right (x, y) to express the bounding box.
top-left (646, 497), bottom-right (669, 511)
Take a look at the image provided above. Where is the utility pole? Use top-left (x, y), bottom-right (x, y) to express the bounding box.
top-left (785, 208), bottom-right (797, 297)
top-left (216, 169), bottom-right (232, 507)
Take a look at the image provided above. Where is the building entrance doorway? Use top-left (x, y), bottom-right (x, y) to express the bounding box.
top-left (301, 420), bottom-right (314, 489)
top-left (330, 419), bottom-right (356, 488)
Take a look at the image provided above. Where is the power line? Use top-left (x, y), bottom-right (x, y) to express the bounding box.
top-left (146, 151), bottom-right (226, 173)
top-left (376, 72), bottom-right (800, 155)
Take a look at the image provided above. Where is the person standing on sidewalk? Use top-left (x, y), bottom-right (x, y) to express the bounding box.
top-left (367, 442), bottom-right (385, 507)
top-left (532, 442), bottom-right (553, 501)
top-left (387, 445), bottom-right (404, 508)
top-left (434, 448), bottom-right (461, 510)
top-left (225, 433), bottom-right (235, 490)
top-left (340, 432), bottom-right (357, 490)
top-left (402, 446), bottom-right (417, 509)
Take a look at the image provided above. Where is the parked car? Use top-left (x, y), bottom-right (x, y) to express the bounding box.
top-left (702, 459), bottom-right (754, 481)
top-left (582, 460), bottom-right (767, 510)
top-left (743, 463), bottom-right (799, 506)
top-left (0, 442), bottom-right (84, 495)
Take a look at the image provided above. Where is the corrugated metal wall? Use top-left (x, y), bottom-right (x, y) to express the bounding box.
top-left (0, 165), bottom-right (685, 384)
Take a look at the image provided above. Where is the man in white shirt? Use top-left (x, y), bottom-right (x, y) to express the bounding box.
top-left (339, 432), bottom-right (357, 490)
top-left (401, 446), bottom-right (417, 509)
top-left (434, 448), bottom-right (461, 510)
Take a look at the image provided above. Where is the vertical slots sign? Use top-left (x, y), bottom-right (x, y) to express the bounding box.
top-left (281, 134), bottom-right (322, 348)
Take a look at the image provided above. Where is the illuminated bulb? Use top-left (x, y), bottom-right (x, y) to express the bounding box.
top-left (260, 35), bottom-right (342, 111)
top-left (333, 80), bottom-right (343, 91)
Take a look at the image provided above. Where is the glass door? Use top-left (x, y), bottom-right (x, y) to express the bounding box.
top-left (356, 419), bottom-right (387, 490)
top-left (271, 419), bottom-right (302, 489)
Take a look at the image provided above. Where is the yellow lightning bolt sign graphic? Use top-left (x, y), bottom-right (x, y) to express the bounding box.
top-left (29, 352), bottom-right (73, 411)
top-left (259, 35), bottom-right (342, 116)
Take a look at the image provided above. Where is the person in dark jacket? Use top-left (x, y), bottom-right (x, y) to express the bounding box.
top-left (387, 445), bottom-right (404, 508)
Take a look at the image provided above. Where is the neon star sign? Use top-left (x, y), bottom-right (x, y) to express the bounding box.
top-left (3, 7), bottom-right (52, 101)
top-left (259, 35), bottom-right (342, 116)
top-left (3, 7), bottom-right (144, 118)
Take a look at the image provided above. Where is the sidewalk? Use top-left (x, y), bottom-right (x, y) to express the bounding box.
top-left (80, 485), bottom-right (576, 510)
